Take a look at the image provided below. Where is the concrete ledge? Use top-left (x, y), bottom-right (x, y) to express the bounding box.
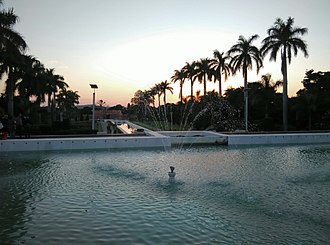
top-left (0, 136), bottom-right (171, 152)
top-left (1, 131), bottom-right (329, 152)
top-left (227, 133), bottom-right (330, 145)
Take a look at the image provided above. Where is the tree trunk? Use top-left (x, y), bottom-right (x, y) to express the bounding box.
top-left (163, 92), bottom-right (167, 129)
top-left (179, 82), bottom-right (183, 103)
top-left (203, 74), bottom-right (207, 95)
top-left (282, 49), bottom-right (288, 131)
top-left (52, 91), bottom-right (57, 122)
top-left (190, 80), bottom-right (194, 100)
top-left (7, 76), bottom-right (14, 119)
top-left (47, 93), bottom-right (52, 125)
top-left (219, 74), bottom-right (222, 96)
top-left (243, 65), bottom-right (248, 131)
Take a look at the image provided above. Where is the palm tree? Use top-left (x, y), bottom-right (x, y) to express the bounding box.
top-left (261, 17), bottom-right (308, 131)
top-left (210, 50), bottom-right (231, 96)
top-left (16, 55), bottom-right (45, 111)
top-left (0, 1), bottom-right (27, 120)
top-left (159, 80), bottom-right (173, 128)
top-left (194, 58), bottom-right (212, 96)
top-left (56, 89), bottom-right (80, 122)
top-left (153, 83), bottom-right (162, 108)
top-left (148, 87), bottom-right (157, 108)
top-left (227, 35), bottom-right (263, 131)
top-left (182, 61), bottom-right (197, 100)
top-left (171, 68), bottom-right (185, 103)
top-left (44, 68), bottom-right (67, 123)
top-left (159, 80), bottom-right (173, 107)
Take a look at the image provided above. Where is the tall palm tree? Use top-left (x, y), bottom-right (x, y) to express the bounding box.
top-left (171, 68), bottom-right (185, 103)
top-left (261, 17), bottom-right (308, 131)
top-left (148, 84), bottom-right (162, 125)
top-left (153, 83), bottom-right (162, 109)
top-left (159, 80), bottom-right (173, 128)
top-left (210, 50), bottom-right (231, 96)
top-left (159, 80), bottom-right (173, 107)
top-left (44, 68), bottom-right (67, 123)
top-left (0, 1), bottom-right (27, 119)
top-left (182, 61), bottom-right (197, 100)
top-left (148, 87), bottom-right (157, 108)
top-left (194, 58), bottom-right (212, 96)
top-left (227, 35), bottom-right (263, 131)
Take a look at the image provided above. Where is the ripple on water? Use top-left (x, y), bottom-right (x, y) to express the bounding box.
top-left (1, 145), bottom-right (330, 244)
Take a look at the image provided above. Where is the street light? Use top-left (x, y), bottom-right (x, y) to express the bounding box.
top-left (90, 84), bottom-right (98, 131)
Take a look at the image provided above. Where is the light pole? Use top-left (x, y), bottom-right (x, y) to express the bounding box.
top-left (90, 84), bottom-right (98, 131)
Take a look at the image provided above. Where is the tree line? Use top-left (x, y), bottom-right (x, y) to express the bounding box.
top-left (0, 1), bottom-right (79, 136)
top-left (130, 17), bottom-right (329, 131)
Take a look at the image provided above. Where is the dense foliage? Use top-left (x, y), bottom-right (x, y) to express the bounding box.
top-left (0, 1), bottom-right (80, 135)
top-left (130, 69), bottom-right (330, 131)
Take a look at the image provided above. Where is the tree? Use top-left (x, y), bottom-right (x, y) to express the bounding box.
top-left (159, 80), bottom-right (173, 107)
top-left (295, 70), bottom-right (330, 129)
top-left (97, 99), bottom-right (106, 107)
top-left (256, 73), bottom-right (282, 119)
top-left (261, 17), bottom-right (308, 131)
top-left (56, 89), bottom-right (80, 122)
top-left (148, 86), bottom-right (157, 108)
top-left (43, 68), bottom-right (68, 124)
top-left (130, 89), bottom-right (151, 119)
top-left (159, 80), bottom-right (173, 128)
top-left (0, 1), bottom-right (27, 120)
top-left (194, 58), bottom-right (212, 96)
top-left (210, 50), bottom-right (231, 96)
top-left (182, 61), bottom-right (197, 100)
top-left (171, 68), bottom-right (185, 103)
top-left (295, 90), bottom-right (317, 130)
top-left (15, 55), bottom-right (45, 113)
top-left (227, 35), bottom-right (263, 131)
top-left (224, 87), bottom-right (244, 121)
top-left (153, 83), bottom-right (162, 108)
top-left (131, 90), bottom-right (146, 106)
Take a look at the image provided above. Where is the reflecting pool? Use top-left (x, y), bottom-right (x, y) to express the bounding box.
top-left (0, 144), bottom-right (330, 244)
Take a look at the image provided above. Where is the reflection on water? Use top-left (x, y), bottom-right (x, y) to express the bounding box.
top-left (0, 144), bottom-right (330, 244)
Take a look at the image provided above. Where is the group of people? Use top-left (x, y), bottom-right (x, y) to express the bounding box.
top-left (0, 114), bottom-right (31, 139)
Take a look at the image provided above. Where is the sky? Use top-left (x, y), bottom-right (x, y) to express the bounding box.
top-left (2, 0), bottom-right (330, 106)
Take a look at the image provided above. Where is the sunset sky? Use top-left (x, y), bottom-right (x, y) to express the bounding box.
top-left (3, 0), bottom-right (330, 106)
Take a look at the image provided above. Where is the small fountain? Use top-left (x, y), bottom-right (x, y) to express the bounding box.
top-left (168, 166), bottom-right (176, 183)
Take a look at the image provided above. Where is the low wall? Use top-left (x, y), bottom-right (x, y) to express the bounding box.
top-left (2, 131), bottom-right (329, 152)
top-left (227, 133), bottom-right (330, 145)
top-left (0, 136), bottom-right (171, 152)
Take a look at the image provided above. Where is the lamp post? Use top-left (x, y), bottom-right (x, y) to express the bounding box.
top-left (90, 84), bottom-right (98, 131)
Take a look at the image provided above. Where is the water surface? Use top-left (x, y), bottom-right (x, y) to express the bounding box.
top-left (0, 144), bottom-right (329, 244)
